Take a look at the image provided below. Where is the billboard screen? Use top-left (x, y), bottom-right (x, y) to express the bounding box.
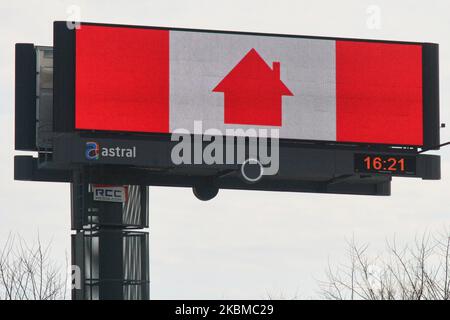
top-left (54, 22), bottom-right (439, 147)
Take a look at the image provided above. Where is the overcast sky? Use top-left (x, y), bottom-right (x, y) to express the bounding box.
top-left (1, 0), bottom-right (450, 299)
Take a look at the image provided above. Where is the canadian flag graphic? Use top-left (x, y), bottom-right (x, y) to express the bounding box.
top-left (75, 25), bottom-right (423, 146)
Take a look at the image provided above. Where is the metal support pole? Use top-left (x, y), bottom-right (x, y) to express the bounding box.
top-left (71, 167), bottom-right (149, 300)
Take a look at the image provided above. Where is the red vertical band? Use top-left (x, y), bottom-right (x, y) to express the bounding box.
top-left (75, 25), bottom-right (170, 133)
top-left (336, 41), bottom-right (423, 145)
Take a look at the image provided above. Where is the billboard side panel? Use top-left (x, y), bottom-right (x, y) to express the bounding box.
top-left (422, 43), bottom-right (440, 149)
top-left (15, 43), bottom-right (37, 151)
top-left (53, 21), bottom-right (75, 132)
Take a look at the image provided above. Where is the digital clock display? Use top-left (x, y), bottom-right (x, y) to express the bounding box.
top-left (354, 154), bottom-right (417, 175)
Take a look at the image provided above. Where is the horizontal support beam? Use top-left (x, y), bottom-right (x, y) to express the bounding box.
top-left (15, 155), bottom-right (391, 196)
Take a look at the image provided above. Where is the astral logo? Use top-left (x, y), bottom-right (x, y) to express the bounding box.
top-left (85, 142), bottom-right (137, 160)
top-left (85, 141), bottom-right (99, 160)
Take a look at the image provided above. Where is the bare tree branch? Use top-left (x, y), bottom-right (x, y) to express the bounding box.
top-left (320, 229), bottom-right (450, 300)
top-left (0, 233), bottom-right (68, 300)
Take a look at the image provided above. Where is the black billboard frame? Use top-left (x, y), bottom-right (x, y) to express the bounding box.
top-left (53, 21), bottom-right (440, 151)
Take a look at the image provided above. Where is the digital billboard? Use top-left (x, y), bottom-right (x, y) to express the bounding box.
top-left (13, 22), bottom-right (442, 199)
top-left (53, 22), bottom-right (439, 148)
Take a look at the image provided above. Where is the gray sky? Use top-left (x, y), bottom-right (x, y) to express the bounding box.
top-left (1, 0), bottom-right (449, 299)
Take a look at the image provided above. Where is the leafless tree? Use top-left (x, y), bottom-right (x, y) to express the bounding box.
top-left (0, 233), bottom-right (68, 300)
top-left (319, 229), bottom-right (450, 300)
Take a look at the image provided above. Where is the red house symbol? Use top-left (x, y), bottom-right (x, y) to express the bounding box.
top-left (213, 48), bottom-right (293, 126)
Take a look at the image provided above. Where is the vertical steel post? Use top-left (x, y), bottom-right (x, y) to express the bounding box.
top-left (71, 167), bottom-right (149, 300)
